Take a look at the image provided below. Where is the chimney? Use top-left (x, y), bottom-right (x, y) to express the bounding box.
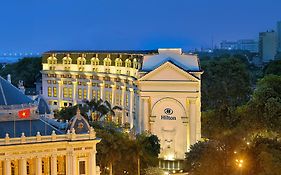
top-left (7, 74), bottom-right (11, 83)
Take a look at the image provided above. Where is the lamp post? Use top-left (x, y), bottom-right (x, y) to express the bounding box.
top-left (235, 159), bottom-right (243, 175)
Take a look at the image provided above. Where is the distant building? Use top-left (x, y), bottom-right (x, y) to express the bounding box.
top-left (277, 21), bottom-right (281, 52)
top-left (237, 39), bottom-right (258, 53)
top-left (220, 40), bottom-right (238, 50)
top-left (220, 39), bottom-right (258, 53)
top-left (259, 30), bottom-right (278, 62)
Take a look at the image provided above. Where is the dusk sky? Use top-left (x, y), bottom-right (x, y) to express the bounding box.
top-left (1, 0), bottom-right (281, 54)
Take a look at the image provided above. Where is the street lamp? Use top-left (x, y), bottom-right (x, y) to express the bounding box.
top-left (235, 159), bottom-right (244, 175)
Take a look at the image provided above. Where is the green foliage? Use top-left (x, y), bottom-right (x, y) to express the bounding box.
top-left (201, 57), bottom-right (251, 110)
top-left (0, 57), bottom-right (42, 88)
top-left (143, 167), bottom-right (164, 175)
top-left (94, 124), bottom-right (160, 175)
top-left (54, 104), bottom-right (88, 121)
top-left (264, 60), bottom-right (281, 76)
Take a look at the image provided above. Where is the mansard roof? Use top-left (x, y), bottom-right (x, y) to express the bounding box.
top-left (141, 49), bottom-right (201, 72)
top-left (0, 76), bottom-right (33, 106)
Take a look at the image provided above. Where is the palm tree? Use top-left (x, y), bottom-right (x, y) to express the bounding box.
top-left (100, 100), bottom-right (122, 122)
top-left (82, 98), bottom-right (104, 121)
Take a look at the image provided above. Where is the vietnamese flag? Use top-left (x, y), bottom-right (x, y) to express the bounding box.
top-left (18, 109), bottom-right (31, 119)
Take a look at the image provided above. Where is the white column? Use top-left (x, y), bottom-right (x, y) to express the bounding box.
top-left (4, 159), bottom-right (11, 175)
top-left (189, 99), bottom-right (197, 145)
top-left (58, 81), bottom-right (63, 108)
top-left (72, 155), bottom-right (77, 175)
top-left (72, 81), bottom-right (78, 105)
top-left (196, 100), bottom-right (201, 140)
top-left (121, 86), bottom-right (126, 124)
top-left (36, 157), bottom-right (42, 175)
top-left (129, 88), bottom-right (134, 129)
top-left (142, 97), bottom-right (149, 131)
top-left (66, 153), bottom-right (72, 175)
top-left (20, 158), bottom-right (27, 175)
top-left (51, 155), bottom-right (57, 175)
top-left (88, 151), bottom-right (97, 175)
top-left (100, 83), bottom-right (105, 100)
top-left (87, 81), bottom-right (92, 101)
top-left (111, 85), bottom-right (116, 105)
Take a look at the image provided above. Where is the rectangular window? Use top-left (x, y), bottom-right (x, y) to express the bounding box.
top-left (78, 88), bottom-right (82, 99)
top-left (53, 87), bottom-right (57, 97)
top-left (97, 90), bottom-right (101, 100)
top-left (69, 88), bottom-right (73, 98)
top-left (116, 93), bottom-right (121, 106)
top-left (79, 161), bottom-right (86, 175)
top-left (83, 89), bottom-right (87, 99)
top-left (63, 87), bottom-right (68, 98)
top-left (48, 87), bottom-right (52, 97)
top-left (126, 94), bottom-right (129, 107)
top-left (92, 90), bottom-right (96, 99)
top-left (105, 91), bottom-right (111, 102)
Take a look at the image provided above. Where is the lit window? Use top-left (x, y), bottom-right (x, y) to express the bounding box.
top-left (92, 90), bottom-right (96, 99)
top-left (126, 94), bottom-right (129, 107)
top-left (83, 89), bottom-right (87, 99)
top-left (63, 88), bottom-right (68, 98)
top-left (78, 89), bottom-right (82, 99)
top-left (48, 87), bottom-right (52, 97)
top-left (53, 87), bottom-right (57, 97)
top-left (105, 91), bottom-right (112, 102)
top-left (125, 59), bottom-right (131, 67)
top-left (133, 58), bottom-right (138, 69)
top-left (97, 90), bottom-right (101, 99)
top-left (104, 55), bottom-right (112, 66)
top-left (91, 55), bottom-right (100, 66)
top-left (115, 57), bottom-right (122, 67)
top-left (69, 88), bottom-right (73, 98)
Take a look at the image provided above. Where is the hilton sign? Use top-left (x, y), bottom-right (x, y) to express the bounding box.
top-left (161, 108), bottom-right (176, 120)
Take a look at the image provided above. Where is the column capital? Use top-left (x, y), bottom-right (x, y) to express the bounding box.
top-left (188, 98), bottom-right (197, 104)
top-left (142, 96), bottom-right (150, 100)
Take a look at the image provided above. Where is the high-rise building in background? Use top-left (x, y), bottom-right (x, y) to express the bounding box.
top-left (277, 21), bottom-right (281, 52)
top-left (259, 30), bottom-right (278, 62)
top-left (220, 39), bottom-right (258, 53)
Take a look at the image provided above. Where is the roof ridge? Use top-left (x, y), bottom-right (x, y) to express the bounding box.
top-left (0, 77), bottom-right (7, 105)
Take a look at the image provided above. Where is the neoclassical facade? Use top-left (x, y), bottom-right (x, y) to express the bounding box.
top-left (0, 128), bottom-right (100, 175)
top-left (42, 48), bottom-right (202, 172)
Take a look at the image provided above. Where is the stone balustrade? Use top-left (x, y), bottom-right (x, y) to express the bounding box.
top-left (0, 127), bottom-right (97, 146)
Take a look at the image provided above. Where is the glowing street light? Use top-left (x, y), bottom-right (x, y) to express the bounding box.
top-left (235, 159), bottom-right (244, 175)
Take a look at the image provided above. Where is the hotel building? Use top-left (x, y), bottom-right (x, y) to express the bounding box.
top-left (42, 48), bottom-right (203, 172)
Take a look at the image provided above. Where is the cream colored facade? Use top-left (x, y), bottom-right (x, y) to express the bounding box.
top-left (0, 128), bottom-right (100, 175)
top-left (42, 48), bottom-right (202, 172)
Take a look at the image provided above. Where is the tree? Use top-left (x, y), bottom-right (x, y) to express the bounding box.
top-left (201, 57), bottom-right (251, 110)
top-left (264, 59), bottom-right (281, 76)
top-left (101, 100), bottom-right (122, 122)
top-left (246, 75), bottom-right (281, 133)
top-left (0, 57), bottom-right (42, 88)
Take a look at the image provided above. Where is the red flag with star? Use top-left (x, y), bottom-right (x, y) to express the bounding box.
top-left (18, 109), bottom-right (31, 119)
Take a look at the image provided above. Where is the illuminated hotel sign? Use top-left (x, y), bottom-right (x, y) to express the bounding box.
top-left (161, 108), bottom-right (176, 120)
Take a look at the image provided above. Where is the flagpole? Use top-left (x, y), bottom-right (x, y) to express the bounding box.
top-left (14, 105), bottom-right (16, 137)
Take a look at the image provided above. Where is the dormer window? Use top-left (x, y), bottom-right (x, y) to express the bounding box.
top-left (125, 59), bottom-right (131, 68)
top-left (77, 54), bottom-right (86, 65)
top-left (115, 56), bottom-right (122, 67)
top-left (91, 54), bottom-right (100, 66)
top-left (133, 58), bottom-right (138, 69)
top-left (47, 54), bottom-right (57, 65)
top-left (104, 54), bottom-right (112, 66)
top-left (63, 54), bottom-right (72, 64)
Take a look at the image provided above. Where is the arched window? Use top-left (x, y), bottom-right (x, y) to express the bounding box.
top-left (115, 56), bottom-right (122, 67)
top-left (63, 54), bottom-right (72, 64)
top-left (104, 55), bottom-right (112, 66)
top-left (91, 54), bottom-right (100, 66)
top-left (133, 58), bottom-right (138, 69)
top-left (47, 54), bottom-right (57, 65)
top-left (77, 54), bottom-right (86, 65)
top-left (125, 59), bottom-right (131, 68)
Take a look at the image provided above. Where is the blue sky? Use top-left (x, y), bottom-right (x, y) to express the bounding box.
top-left (0, 0), bottom-right (281, 53)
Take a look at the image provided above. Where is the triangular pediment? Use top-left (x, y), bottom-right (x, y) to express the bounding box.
top-left (139, 61), bottom-right (199, 81)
